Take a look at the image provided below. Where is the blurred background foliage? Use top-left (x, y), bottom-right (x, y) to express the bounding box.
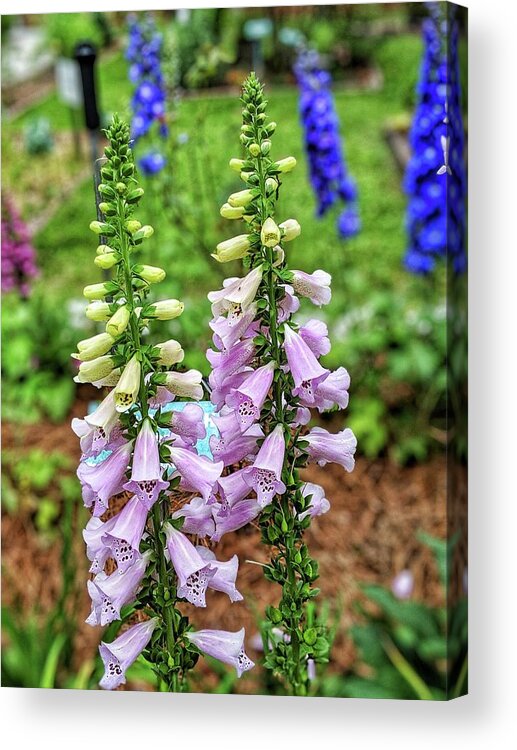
top-left (1, 3), bottom-right (467, 696)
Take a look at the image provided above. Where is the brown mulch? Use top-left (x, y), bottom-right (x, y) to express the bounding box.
top-left (2, 394), bottom-right (462, 691)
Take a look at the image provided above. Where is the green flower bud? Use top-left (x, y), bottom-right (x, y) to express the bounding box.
top-left (89, 221), bottom-right (115, 236)
top-left (228, 189), bottom-right (254, 208)
top-left (116, 182), bottom-right (127, 194)
top-left (146, 299), bottom-right (184, 320)
top-left (229, 158), bottom-right (245, 172)
top-left (220, 203), bottom-right (246, 220)
top-left (240, 171), bottom-right (254, 183)
top-left (96, 244), bottom-right (116, 255)
top-left (125, 219), bottom-right (142, 234)
top-left (265, 178), bottom-right (278, 194)
top-left (248, 143), bottom-right (260, 157)
top-left (135, 264), bottom-right (166, 283)
top-left (155, 339), bottom-right (184, 366)
top-left (75, 355), bottom-right (115, 383)
top-left (85, 301), bottom-right (111, 321)
top-left (279, 218), bottom-right (301, 241)
top-left (261, 140), bottom-right (272, 155)
top-left (126, 187), bottom-right (144, 204)
top-left (132, 225), bottom-right (154, 241)
top-left (73, 332), bottom-right (116, 361)
top-left (265, 121), bottom-right (277, 135)
top-left (114, 354), bottom-right (141, 412)
top-left (268, 607), bottom-right (283, 624)
top-left (303, 628), bottom-right (318, 646)
top-left (94, 252), bottom-right (119, 270)
top-left (98, 183), bottom-right (116, 198)
top-left (261, 217), bottom-right (281, 248)
top-left (275, 156), bottom-right (297, 173)
top-left (212, 234), bottom-right (251, 263)
top-left (106, 305), bottom-right (130, 337)
top-left (83, 282), bottom-right (114, 300)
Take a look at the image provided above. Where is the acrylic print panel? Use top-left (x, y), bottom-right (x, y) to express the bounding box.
top-left (1, 1), bottom-right (467, 699)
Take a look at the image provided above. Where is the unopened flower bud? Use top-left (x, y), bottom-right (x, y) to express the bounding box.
top-left (85, 301), bottom-right (111, 321)
top-left (114, 354), bottom-right (141, 412)
top-left (146, 299), bottom-right (184, 320)
top-left (75, 355), bottom-right (115, 383)
top-left (83, 282), bottom-right (115, 300)
top-left (265, 121), bottom-right (277, 135)
top-left (155, 339), bottom-right (184, 366)
top-left (261, 217), bottom-right (281, 247)
top-left (125, 219), bottom-right (141, 233)
top-left (106, 305), bottom-right (130, 337)
top-left (220, 203), bottom-right (246, 220)
top-left (96, 244), bottom-right (116, 255)
top-left (116, 182), bottom-right (127, 194)
top-left (279, 219), bottom-right (301, 241)
top-left (265, 178), bottom-right (278, 194)
top-left (261, 140), bottom-right (272, 155)
top-left (135, 264), bottom-right (166, 283)
top-left (133, 225), bottom-right (154, 241)
top-left (73, 332), bottom-right (116, 361)
top-left (248, 143), bottom-right (260, 157)
top-left (229, 158), bottom-right (245, 172)
top-left (89, 221), bottom-right (115, 236)
top-left (94, 252), bottom-right (119, 269)
top-left (163, 370), bottom-right (203, 400)
top-left (275, 156), bottom-right (297, 173)
top-left (228, 189), bottom-right (254, 208)
top-left (213, 234), bottom-right (251, 263)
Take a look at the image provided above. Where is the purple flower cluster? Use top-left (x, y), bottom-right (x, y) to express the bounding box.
top-left (294, 48), bottom-right (360, 239)
top-left (404, 6), bottom-right (467, 274)
top-left (126, 14), bottom-right (167, 175)
top-left (73, 116), bottom-right (253, 691)
top-left (1, 197), bottom-right (38, 296)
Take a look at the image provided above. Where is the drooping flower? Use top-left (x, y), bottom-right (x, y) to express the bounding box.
top-left (169, 446), bottom-right (223, 503)
top-left (171, 496), bottom-right (215, 537)
top-left (313, 366), bottom-right (350, 412)
top-left (283, 324), bottom-right (329, 405)
top-left (211, 498), bottom-right (262, 542)
top-left (114, 354), bottom-right (141, 412)
top-left (243, 424), bottom-right (286, 508)
top-left (169, 403), bottom-right (206, 445)
top-left (305, 426), bottom-right (357, 472)
top-left (185, 628), bottom-right (254, 677)
top-left (299, 319), bottom-right (331, 357)
top-left (163, 369), bottom-right (203, 400)
top-left (83, 495), bottom-right (148, 573)
top-left (123, 418), bottom-right (169, 509)
top-left (164, 524), bottom-right (215, 607)
top-left (225, 361), bottom-right (275, 431)
top-left (99, 618), bottom-right (159, 690)
top-left (196, 546), bottom-right (243, 602)
top-left (208, 265), bottom-right (263, 322)
top-left (71, 389), bottom-right (119, 456)
top-left (77, 441), bottom-right (133, 516)
top-left (298, 482), bottom-right (330, 521)
top-left (87, 550), bottom-right (151, 626)
top-left (291, 269), bottom-right (331, 306)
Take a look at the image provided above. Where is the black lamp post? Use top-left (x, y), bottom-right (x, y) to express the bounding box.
top-left (74, 41), bottom-right (101, 164)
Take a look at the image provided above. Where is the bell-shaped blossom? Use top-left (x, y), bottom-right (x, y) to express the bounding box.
top-left (298, 482), bottom-right (330, 521)
top-left (313, 366), bottom-right (350, 412)
top-left (208, 265), bottom-right (263, 321)
top-left (283, 324), bottom-right (329, 405)
top-left (87, 550), bottom-right (151, 626)
top-left (83, 517), bottom-right (113, 574)
top-left (210, 303), bottom-right (258, 350)
top-left (186, 628), bottom-right (254, 677)
top-left (210, 423), bottom-right (263, 467)
top-left (197, 546), bottom-right (243, 602)
top-left (210, 369), bottom-right (251, 411)
top-left (243, 424), bottom-right (286, 508)
top-left (114, 354), bottom-right (141, 412)
top-left (305, 426), bottom-right (356, 472)
top-left (169, 446), bottom-right (223, 503)
top-left (291, 269), bottom-right (331, 306)
top-left (277, 284), bottom-right (300, 323)
top-left (164, 525), bottom-right (215, 607)
top-left (163, 369), bottom-right (203, 400)
top-left (225, 361), bottom-right (275, 431)
top-left (171, 496), bottom-right (215, 537)
top-left (101, 495), bottom-right (149, 571)
top-left (207, 339), bottom-right (256, 385)
top-left (99, 618), bottom-right (158, 690)
top-left (217, 468), bottom-right (252, 515)
top-left (169, 403), bottom-right (206, 445)
top-left (211, 498), bottom-right (262, 541)
top-left (83, 389), bottom-right (119, 453)
top-left (77, 441), bottom-right (132, 516)
top-left (299, 319), bottom-right (331, 358)
top-left (123, 418), bottom-right (168, 509)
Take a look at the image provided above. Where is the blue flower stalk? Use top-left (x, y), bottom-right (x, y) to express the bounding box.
top-left (404, 4), bottom-right (467, 274)
top-left (126, 14), bottom-right (168, 174)
top-left (205, 74), bottom-right (357, 696)
top-left (72, 116), bottom-right (253, 691)
top-left (294, 48), bottom-right (360, 239)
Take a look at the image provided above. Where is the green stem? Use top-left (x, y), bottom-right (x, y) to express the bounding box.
top-left (382, 636), bottom-right (434, 700)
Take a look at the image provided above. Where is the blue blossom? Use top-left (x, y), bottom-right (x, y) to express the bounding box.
top-left (126, 14), bottom-right (168, 144)
top-left (294, 49), bottom-right (360, 240)
top-left (404, 6), bottom-right (467, 274)
top-left (138, 150), bottom-right (167, 175)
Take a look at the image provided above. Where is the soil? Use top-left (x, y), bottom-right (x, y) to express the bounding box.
top-left (2, 388), bottom-right (462, 693)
